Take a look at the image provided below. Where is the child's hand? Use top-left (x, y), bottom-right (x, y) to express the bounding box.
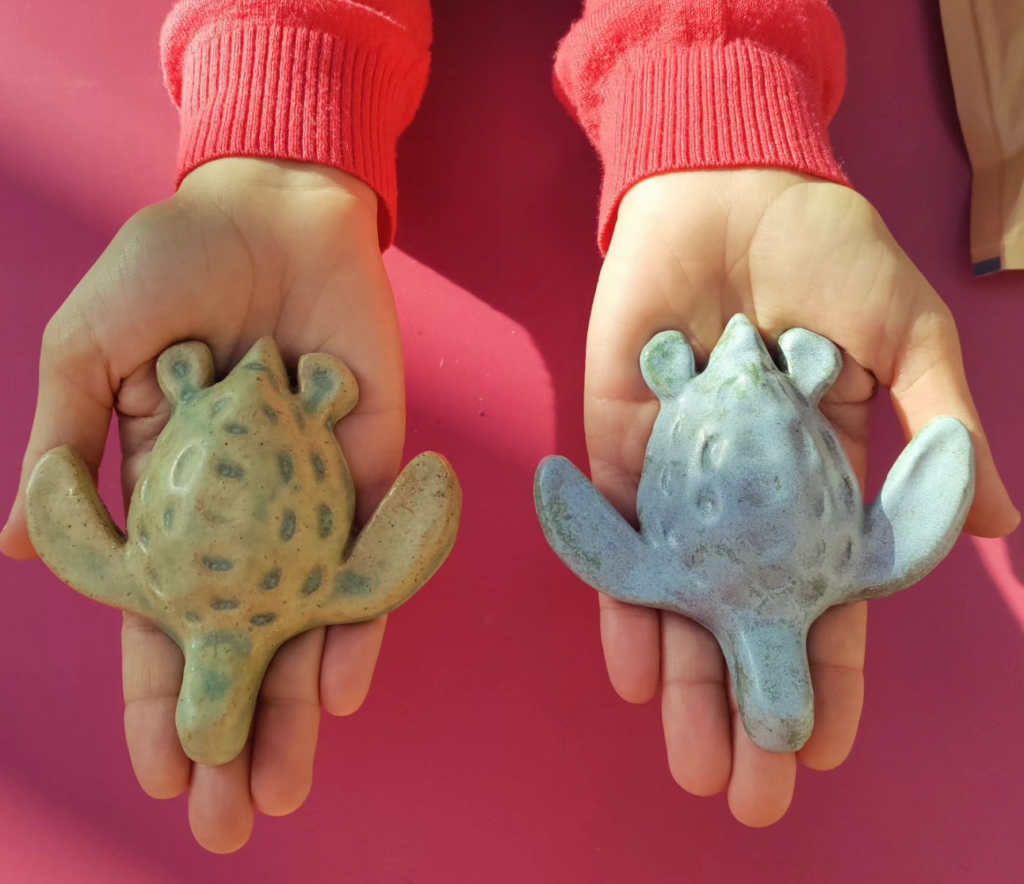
top-left (0, 158), bottom-right (405, 852)
top-left (585, 169), bottom-right (1018, 827)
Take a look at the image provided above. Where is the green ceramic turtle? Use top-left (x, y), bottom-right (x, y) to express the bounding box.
top-left (27, 338), bottom-right (461, 765)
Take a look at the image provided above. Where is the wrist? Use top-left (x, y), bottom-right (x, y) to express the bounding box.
top-left (616, 168), bottom-right (841, 237)
top-left (181, 158), bottom-right (376, 208)
top-left (178, 158), bottom-right (380, 243)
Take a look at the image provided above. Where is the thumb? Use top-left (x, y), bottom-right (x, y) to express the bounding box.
top-left (0, 308), bottom-right (115, 559)
top-left (889, 304), bottom-right (1018, 539)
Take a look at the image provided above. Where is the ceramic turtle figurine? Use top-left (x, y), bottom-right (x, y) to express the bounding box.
top-left (27, 338), bottom-right (461, 766)
top-left (535, 314), bottom-right (974, 752)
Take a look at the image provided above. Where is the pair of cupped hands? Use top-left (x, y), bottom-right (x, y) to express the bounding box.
top-left (0, 157), bottom-right (1016, 852)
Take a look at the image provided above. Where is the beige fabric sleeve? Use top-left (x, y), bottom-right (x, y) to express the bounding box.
top-left (939, 0), bottom-right (1024, 274)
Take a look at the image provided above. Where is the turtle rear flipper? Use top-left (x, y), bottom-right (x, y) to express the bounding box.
top-left (719, 620), bottom-right (815, 753)
top-left (176, 630), bottom-right (269, 766)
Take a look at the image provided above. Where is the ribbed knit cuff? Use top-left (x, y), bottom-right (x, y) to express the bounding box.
top-left (176, 23), bottom-right (413, 248)
top-left (596, 42), bottom-right (850, 253)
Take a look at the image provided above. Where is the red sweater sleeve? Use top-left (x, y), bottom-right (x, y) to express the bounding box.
top-left (555, 0), bottom-right (849, 252)
top-left (160, 1), bottom-right (432, 248)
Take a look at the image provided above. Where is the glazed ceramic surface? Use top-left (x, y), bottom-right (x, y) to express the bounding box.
top-left (27, 338), bottom-right (461, 765)
top-left (535, 314), bottom-right (975, 752)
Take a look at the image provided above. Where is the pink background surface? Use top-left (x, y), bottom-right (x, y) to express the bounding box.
top-left (2, 1), bottom-right (1024, 881)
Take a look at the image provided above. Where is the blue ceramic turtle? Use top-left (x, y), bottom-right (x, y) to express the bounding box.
top-left (535, 314), bottom-right (975, 752)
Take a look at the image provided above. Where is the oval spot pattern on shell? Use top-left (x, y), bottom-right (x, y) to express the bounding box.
top-left (262, 568), bottom-right (282, 591)
top-left (251, 613), bottom-right (277, 627)
top-left (246, 362), bottom-right (281, 391)
top-left (185, 611), bottom-right (201, 623)
top-left (670, 415), bottom-right (686, 447)
top-left (311, 452), bottom-right (326, 482)
top-left (202, 556), bottom-right (234, 572)
top-left (806, 538), bottom-right (827, 568)
top-left (217, 461), bottom-right (246, 479)
top-left (335, 571), bottom-right (371, 596)
top-left (318, 504), bottom-right (334, 539)
top-left (210, 396), bottom-right (231, 416)
top-left (279, 453), bottom-right (295, 484)
top-left (699, 433), bottom-right (712, 469)
top-left (303, 366), bottom-right (333, 414)
top-left (225, 423), bottom-right (249, 435)
top-left (263, 404), bottom-right (280, 424)
top-left (821, 427), bottom-right (840, 459)
top-left (280, 510), bottom-right (297, 542)
top-left (301, 567), bottom-right (324, 596)
top-left (841, 475), bottom-right (856, 512)
top-left (163, 508), bottom-right (174, 530)
top-left (838, 538), bottom-right (854, 570)
top-left (696, 489), bottom-right (718, 519)
top-left (658, 464), bottom-right (677, 497)
top-left (211, 599), bottom-right (240, 611)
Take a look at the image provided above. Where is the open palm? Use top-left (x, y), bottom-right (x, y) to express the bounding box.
top-left (1, 158), bottom-right (406, 852)
top-left (585, 169), bottom-right (1018, 826)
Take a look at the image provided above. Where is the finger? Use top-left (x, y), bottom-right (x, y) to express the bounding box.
top-left (320, 617), bottom-right (387, 716)
top-left (279, 262), bottom-right (406, 525)
top-left (596, 594), bottom-right (659, 703)
top-left (583, 283), bottom-right (715, 706)
top-left (660, 612), bottom-right (731, 794)
top-left (890, 305), bottom-right (1019, 538)
top-left (798, 602), bottom-right (867, 771)
top-left (188, 743), bottom-right (255, 854)
top-left (818, 350), bottom-right (877, 487)
top-left (250, 627), bottom-right (325, 817)
top-left (589, 458), bottom-right (661, 704)
top-left (1, 310), bottom-right (114, 559)
top-left (324, 380), bottom-right (404, 525)
top-left (727, 715), bottom-right (797, 828)
top-left (122, 613), bottom-right (190, 800)
top-left (117, 360), bottom-right (173, 498)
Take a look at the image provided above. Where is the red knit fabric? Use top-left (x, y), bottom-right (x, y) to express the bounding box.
top-left (160, 1), bottom-right (432, 248)
top-left (161, 2), bottom-right (848, 254)
top-left (555, 0), bottom-right (850, 252)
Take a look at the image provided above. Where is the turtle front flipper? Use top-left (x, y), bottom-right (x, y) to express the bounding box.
top-left (322, 452), bottom-right (462, 623)
top-left (26, 446), bottom-right (146, 616)
top-left (534, 456), bottom-right (651, 605)
top-left (850, 416), bottom-right (975, 602)
top-left (777, 327), bottom-right (842, 404)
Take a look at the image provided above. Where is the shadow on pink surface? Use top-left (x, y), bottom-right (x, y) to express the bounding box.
top-left (397, 0), bottom-right (600, 463)
top-left (977, 533), bottom-right (1024, 634)
top-left (1, 1), bottom-right (1024, 882)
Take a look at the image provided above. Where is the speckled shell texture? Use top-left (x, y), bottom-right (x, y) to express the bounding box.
top-left (535, 315), bottom-right (975, 752)
top-left (27, 338), bottom-right (462, 766)
top-left (128, 343), bottom-right (359, 632)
